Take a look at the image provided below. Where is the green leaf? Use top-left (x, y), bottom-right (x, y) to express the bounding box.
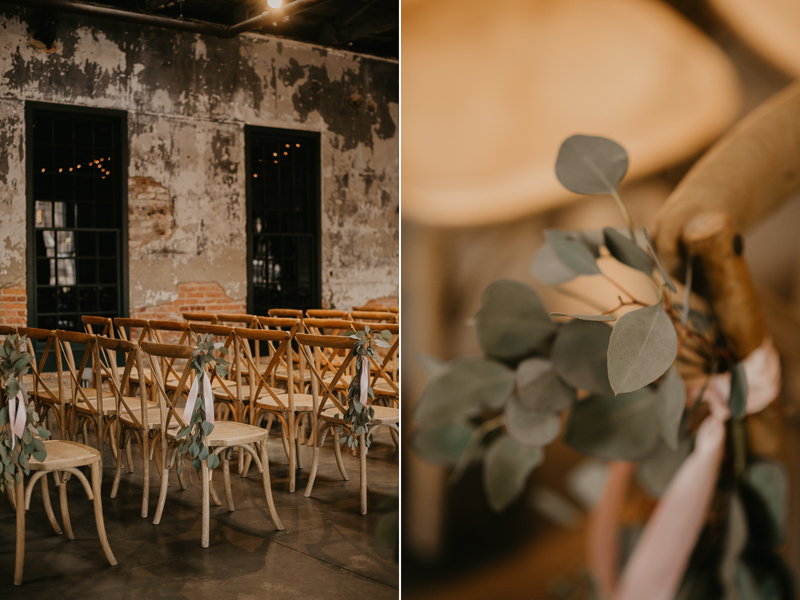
top-left (603, 227), bottom-right (653, 275)
top-left (475, 280), bottom-right (557, 360)
top-left (544, 230), bottom-right (602, 276)
top-left (201, 421), bottom-right (215, 436)
top-left (530, 241), bottom-right (578, 285)
top-left (730, 362), bottom-right (748, 419)
top-left (745, 460), bottom-right (787, 546)
top-left (554, 134), bottom-right (628, 195)
top-left (32, 450), bottom-right (47, 462)
top-left (516, 358), bottom-right (575, 413)
top-left (643, 228), bottom-right (677, 293)
top-left (482, 435), bottom-right (544, 512)
top-left (552, 319), bottom-right (613, 395)
top-left (189, 442), bottom-right (199, 457)
top-left (198, 446), bottom-right (209, 460)
top-left (564, 388), bottom-right (660, 460)
top-left (38, 427), bottom-right (50, 439)
top-left (607, 304), bottom-right (677, 394)
top-left (411, 423), bottom-right (475, 466)
top-left (414, 357), bottom-right (515, 426)
top-left (550, 312), bottom-right (615, 322)
top-left (657, 366), bottom-right (686, 449)
top-left (504, 397), bottom-right (561, 447)
top-left (636, 437), bottom-right (691, 497)
top-left (380, 330), bottom-right (392, 341)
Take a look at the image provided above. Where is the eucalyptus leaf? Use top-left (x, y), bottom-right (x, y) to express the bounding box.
top-left (414, 357), bottom-right (515, 426)
top-left (745, 460), bottom-right (787, 546)
top-left (564, 387), bottom-right (660, 460)
top-left (730, 362), bottom-right (748, 419)
top-left (636, 437), bottom-right (692, 497)
top-left (552, 319), bottom-right (613, 395)
top-left (643, 227), bottom-right (677, 293)
top-left (411, 423), bottom-right (474, 466)
top-left (545, 230), bottom-right (602, 276)
top-left (530, 241), bottom-right (578, 285)
top-left (482, 435), bottom-right (544, 512)
top-left (516, 357), bottom-right (575, 413)
top-left (554, 134), bottom-right (628, 195)
top-left (550, 312), bottom-right (615, 322)
top-left (475, 280), bottom-right (557, 360)
top-left (504, 396), bottom-right (561, 447)
top-left (657, 366), bottom-right (686, 449)
top-left (607, 304), bottom-right (677, 394)
top-left (207, 452), bottom-right (219, 469)
top-left (603, 227), bottom-right (653, 275)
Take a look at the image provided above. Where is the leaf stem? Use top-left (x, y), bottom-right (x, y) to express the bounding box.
top-left (449, 415), bottom-right (505, 484)
top-left (601, 273), bottom-right (649, 307)
top-left (610, 188), bottom-right (636, 242)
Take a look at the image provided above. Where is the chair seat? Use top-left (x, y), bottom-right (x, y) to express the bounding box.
top-left (228, 382), bottom-right (284, 399)
top-left (76, 392), bottom-right (118, 414)
top-left (29, 439), bottom-right (101, 470)
top-left (255, 393), bottom-right (316, 411)
top-left (321, 405), bottom-right (399, 425)
top-left (118, 403), bottom-right (163, 427)
top-left (202, 420), bottom-right (268, 447)
top-left (274, 366), bottom-right (312, 382)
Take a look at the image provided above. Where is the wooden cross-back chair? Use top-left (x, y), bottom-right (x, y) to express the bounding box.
top-left (187, 322), bottom-right (241, 421)
top-left (301, 318), bottom-right (357, 387)
top-left (183, 311), bottom-right (219, 325)
top-left (54, 330), bottom-right (117, 467)
top-left (237, 326), bottom-right (314, 492)
top-left (306, 309), bottom-right (351, 319)
top-left (141, 340), bottom-right (284, 547)
top-left (81, 316), bottom-right (119, 391)
top-left (215, 313), bottom-right (259, 382)
top-left (351, 322), bottom-right (400, 405)
top-left (267, 308), bottom-right (304, 319)
top-left (256, 316), bottom-right (308, 392)
top-left (297, 333), bottom-right (398, 514)
top-left (147, 320), bottom-right (192, 390)
top-left (349, 310), bottom-right (397, 324)
top-left (352, 305), bottom-right (400, 314)
top-left (2, 344), bottom-right (117, 585)
top-left (97, 336), bottom-right (162, 518)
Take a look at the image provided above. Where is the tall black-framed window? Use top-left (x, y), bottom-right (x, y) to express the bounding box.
top-left (26, 103), bottom-right (128, 332)
top-left (246, 126), bottom-right (321, 313)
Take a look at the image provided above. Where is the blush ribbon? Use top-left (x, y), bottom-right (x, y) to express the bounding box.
top-left (8, 390), bottom-right (27, 450)
top-left (588, 337), bottom-right (781, 600)
top-left (359, 355), bottom-right (370, 405)
top-left (182, 370), bottom-right (215, 426)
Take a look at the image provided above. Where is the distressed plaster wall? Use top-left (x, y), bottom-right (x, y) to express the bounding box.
top-left (0, 6), bottom-right (398, 321)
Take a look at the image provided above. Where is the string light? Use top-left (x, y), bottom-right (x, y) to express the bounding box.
top-left (296, 143), bottom-right (300, 147)
top-left (38, 156), bottom-right (112, 175)
top-left (268, 0), bottom-right (282, 8)
top-left (253, 174), bottom-right (258, 178)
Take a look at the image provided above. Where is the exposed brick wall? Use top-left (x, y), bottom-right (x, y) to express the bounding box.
top-left (0, 287), bottom-right (27, 326)
top-left (128, 176), bottom-right (174, 249)
top-left (132, 282), bottom-right (245, 322)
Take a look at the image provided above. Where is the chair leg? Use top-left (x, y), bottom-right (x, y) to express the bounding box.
top-left (40, 473), bottom-right (63, 535)
top-left (333, 428), bottom-right (349, 481)
top-left (14, 477), bottom-right (25, 586)
top-left (91, 462), bottom-right (117, 566)
top-left (259, 440), bottom-right (283, 530)
top-left (6, 480), bottom-right (16, 511)
top-left (222, 450), bottom-right (234, 512)
top-left (201, 460), bottom-right (210, 548)
top-left (359, 434), bottom-right (368, 515)
top-left (141, 433), bottom-right (150, 518)
top-left (209, 473), bottom-right (222, 507)
top-left (304, 434), bottom-right (321, 498)
top-left (111, 431), bottom-right (125, 499)
top-left (59, 478), bottom-right (75, 540)
top-left (153, 464), bottom-right (170, 525)
top-left (288, 413), bottom-right (296, 493)
top-left (126, 437), bottom-right (135, 474)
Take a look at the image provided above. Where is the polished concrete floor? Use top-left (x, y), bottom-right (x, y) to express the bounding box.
top-left (0, 426), bottom-right (399, 598)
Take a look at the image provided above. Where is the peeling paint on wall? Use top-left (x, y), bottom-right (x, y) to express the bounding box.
top-left (0, 6), bottom-right (398, 318)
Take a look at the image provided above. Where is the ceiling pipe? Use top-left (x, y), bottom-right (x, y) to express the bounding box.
top-left (2, 0), bottom-right (336, 38)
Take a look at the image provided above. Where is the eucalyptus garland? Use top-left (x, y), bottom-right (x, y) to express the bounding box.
top-left (335, 325), bottom-right (393, 450)
top-left (173, 334), bottom-right (229, 476)
top-left (0, 334), bottom-right (49, 491)
top-left (413, 135), bottom-right (791, 596)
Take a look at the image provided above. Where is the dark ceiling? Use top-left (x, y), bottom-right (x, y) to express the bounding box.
top-left (8, 0), bottom-right (398, 59)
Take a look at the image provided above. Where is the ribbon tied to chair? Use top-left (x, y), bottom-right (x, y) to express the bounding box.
top-left (182, 370), bottom-right (215, 426)
top-left (589, 336), bottom-right (781, 600)
top-left (359, 355), bottom-right (370, 406)
top-left (8, 390), bottom-right (27, 450)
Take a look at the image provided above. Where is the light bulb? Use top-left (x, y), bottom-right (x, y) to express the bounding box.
top-left (268, 0), bottom-right (281, 7)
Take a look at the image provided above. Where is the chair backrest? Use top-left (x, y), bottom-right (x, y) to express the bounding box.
top-left (149, 320), bottom-right (191, 345)
top-left (0, 325), bottom-right (17, 336)
top-left (55, 329), bottom-right (101, 436)
top-left (187, 323), bottom-right (238, 405)
top-left (19, 327), bottom-right (63, 433)
top-left (114, 318), bottom-right (152, 344)
top-left (81, 315), bottom-right (114, 338)
top-left (352, 305), bottom-right (399, 314)
top-left (351, 322), bottom-right (400, 396)
top-left (267, 308), bottom-right (303, 319)
top-left (216, 313), bottom-right (258, 329)
top-left (96, 336), bottom-right (153, 435)
top-left (306, 309), bottom-right (350, 320)
top-left (349, 310), bottom-right (397, 324)
top-left (183, 312), bottom-right (219, 325)
top-left (302, 318), bottom-right (354, 336)
top-left (140, 341), bottom-right (196, 432)
top-left (234, 327), bottom-right (295, 417)
top-left (295, 333), bottom-right (357, 418)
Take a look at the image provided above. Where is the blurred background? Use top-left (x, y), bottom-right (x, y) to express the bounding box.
top-left (401, 0), bottom-right (800, 597)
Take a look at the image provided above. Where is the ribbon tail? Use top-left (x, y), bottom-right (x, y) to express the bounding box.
top-left (587, 461), bottom-right (635, 598)
top-left (9, 390), bottom-right (27, 450)
top-left (183, 375), bottom-right (199, 425)
top-left (359, 355), bottom-right (370, 406)
top-left (203, 372), bottom-right (215, 425)
top-left (613, 413), bottom-right (726, 600)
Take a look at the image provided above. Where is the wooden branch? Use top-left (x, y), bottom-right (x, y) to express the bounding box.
top-left (655, 81), bottom-right (800, 277)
